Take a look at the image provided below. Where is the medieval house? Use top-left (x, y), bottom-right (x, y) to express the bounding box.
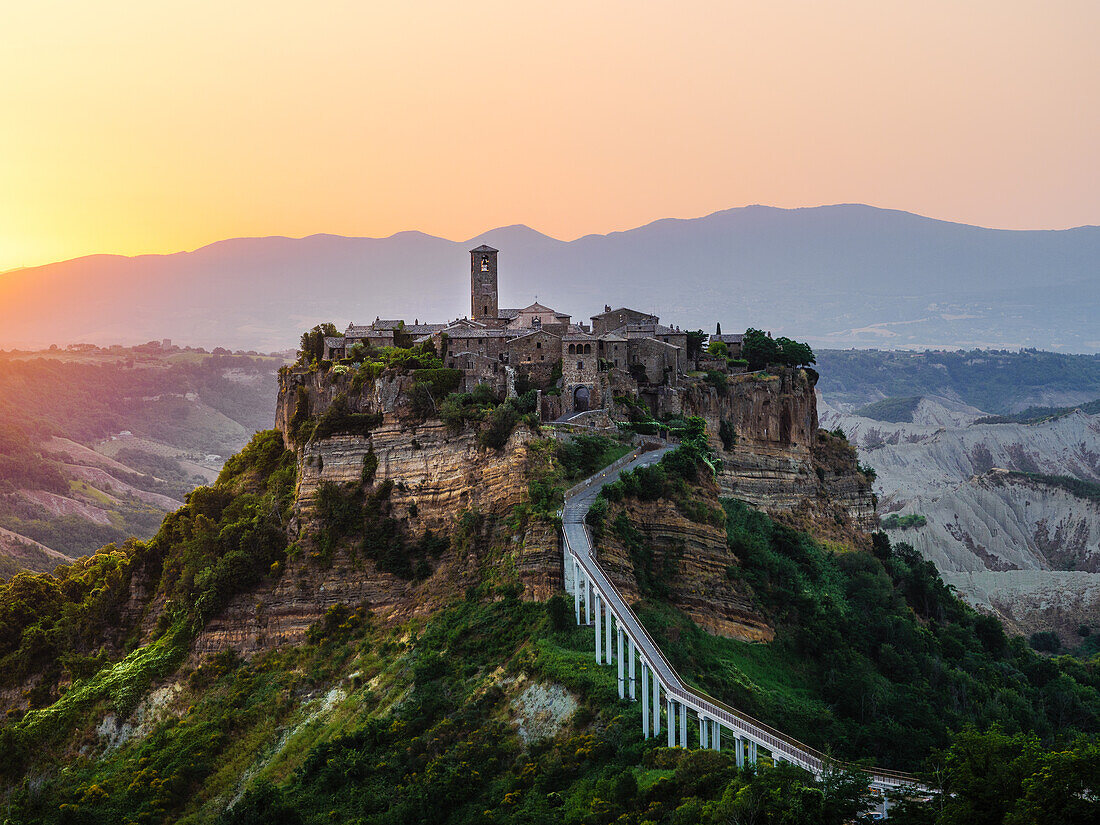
top-left (320, 245), bottom-right (743, 418)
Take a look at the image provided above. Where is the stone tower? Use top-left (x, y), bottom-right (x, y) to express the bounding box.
top-left (470, 244), bottom-right (498, 322)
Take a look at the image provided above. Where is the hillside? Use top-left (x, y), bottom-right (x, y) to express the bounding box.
top-left (816, 348), bottom-right (1100, 414)
top-left (0, 346), bottom-right (284, 569)
top-left (0, 365), bottom-right (1096, 822)
top-left (820, 390), bottom-right (1100, 646)
top-left (2, 206), bottom-right (1099, 353)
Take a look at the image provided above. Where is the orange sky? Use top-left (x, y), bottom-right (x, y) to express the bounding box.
top-left (1, 1), bottom-right (1097, 271)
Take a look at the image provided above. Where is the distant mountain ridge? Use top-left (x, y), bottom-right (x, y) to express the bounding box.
top-left (3, 204), bottom-right (1098, 352)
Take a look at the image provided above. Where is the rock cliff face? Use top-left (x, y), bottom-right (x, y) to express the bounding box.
top-left (679, 370), bottom-right (876, 535)
top-left (190, 370), bottom-right (563, 658)
top-left (193, 366), bottom-right (868, 658)
top-left (593, 485), bottom-right (773, 643)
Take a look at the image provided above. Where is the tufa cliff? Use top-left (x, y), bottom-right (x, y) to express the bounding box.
top-left (675, 369), bottom-right (876, 541)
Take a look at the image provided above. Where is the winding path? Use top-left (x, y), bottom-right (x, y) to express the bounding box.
top-left (560, 444), bottom-right (919, 813)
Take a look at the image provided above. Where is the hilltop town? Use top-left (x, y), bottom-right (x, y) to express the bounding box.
top-left (318, 246), bottom-right (755, 421)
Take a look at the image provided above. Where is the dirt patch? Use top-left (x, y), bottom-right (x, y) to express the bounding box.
top-left (511, 680), bottom-right (578, 744)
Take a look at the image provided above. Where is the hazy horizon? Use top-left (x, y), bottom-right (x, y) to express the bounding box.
top-left (2, 1), bottom-right (1098, 271)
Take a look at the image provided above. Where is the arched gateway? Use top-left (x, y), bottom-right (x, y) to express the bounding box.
top-left (573, 385), bottom-right (590, 413)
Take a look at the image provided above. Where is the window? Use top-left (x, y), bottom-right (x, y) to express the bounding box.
top-left (577, 360), bottom-right (584, 370)
top-left (536, 342), bottom-right (542, 349)
top-left (584, 343), bottom-right (591, 354)
top-left (481, 256), bottom-right (489, 272)
top-left (568, 344), bottom-right (575, 354)
top-left (483, 305), bottom-right (488, 316)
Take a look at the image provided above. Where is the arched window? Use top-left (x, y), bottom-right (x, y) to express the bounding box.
top-left (568, 344), bottom-right (575, 354)
top-left (577, 360), bottom-right (584, 371)
top-left (481, 256), bottom-right (489, 272)
top-left (583, 343), bottom-right (591, 354)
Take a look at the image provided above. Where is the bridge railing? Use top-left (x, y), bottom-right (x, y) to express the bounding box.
top-left (562, 465), bottom-right (922, 790)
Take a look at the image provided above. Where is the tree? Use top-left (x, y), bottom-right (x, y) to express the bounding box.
top-left (742, 328), bottom-right (779, 370)
top-left (298, 323), bottom-right (339, 366)
top-left (706, 340), bottom-right (729, 358)
top-left (776, 336), bottom-right (816, 367)
top-left (686, 330), bottom-right (707, 361)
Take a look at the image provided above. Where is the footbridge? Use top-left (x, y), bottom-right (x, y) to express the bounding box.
top-left (560, 444), bottom-right (920, 815)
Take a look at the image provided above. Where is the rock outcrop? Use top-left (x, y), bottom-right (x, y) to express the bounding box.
top-left (593, 480), bottom-right (773, 643)
top-left (679, 369), bottom-right (876, 535)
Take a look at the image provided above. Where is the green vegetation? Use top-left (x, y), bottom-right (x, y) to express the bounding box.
top-left (633, 505), bottom-right (1100, 772)
top-left (890, 728), bottom-right (1099, 825)
top-left (2, 406), bottom-right (1098, 822)
top-left (880, 513), bottom-right (927, 530)
top-left (0, 588), bottom-right (886, 825)
top-left (0, 430), bottom-right (296, 770)
top-left (742, 328), bottom-right (816, 371)
top-left (1005, 471), bottom-right (1100, 503)
top-left (816, 349), bottom-right (1100, 414)
top-left (974, 397), bottom-right (1100, 425)
top-left (0, 422), bottom-right (68, 494)
top-left (297, 323), bottom-right (339, 366)
top-left (854, 395), bottom-right (922, 423)
top-left (313, 477), bottom-right (447, 579)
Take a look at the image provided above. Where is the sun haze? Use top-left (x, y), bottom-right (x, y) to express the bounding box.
top-left (1, 0), bottom-right (1097, 271)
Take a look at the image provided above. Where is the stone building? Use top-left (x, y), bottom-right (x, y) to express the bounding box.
top-left (470, 245), bottom-right (499, 322)
top-left (563, 331), bottom-right (601, 413)
top-left (591, 306), bottom-right (658, 335)
top-left (309, 245), bottom-right (751, 419)
top-left (710, 332), bottom-right (744, 358)
top-left (505, 328), bottom-right (562, 384)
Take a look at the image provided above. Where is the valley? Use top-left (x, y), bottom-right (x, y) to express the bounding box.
top-left (0, 345), bottom-right (285, 570)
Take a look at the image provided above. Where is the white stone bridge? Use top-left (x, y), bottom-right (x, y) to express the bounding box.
top-left (560, 445), bottom-right (921, 817)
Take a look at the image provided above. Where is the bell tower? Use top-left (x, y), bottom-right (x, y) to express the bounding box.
top-left (470, 244), bottom-right (498, 322)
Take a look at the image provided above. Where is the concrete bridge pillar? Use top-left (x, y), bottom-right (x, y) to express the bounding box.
top-left (572, 557), bottom-right (581, 625)
top-left (641, 662), bottom-right (650, 738)
top-left (679, 703), bottom-right (687, 748)
top-left (749, 740), bottom-right (758, 765)
top-left (652, 671), bottom-right (661, 736)
top-left (735, 737), bottom-right (745, 768)
top-left (713, 721), bottom-right (721, 751)
top-left (594, 594), bottom-right (602, 663)
top-left (667, 699), bottom-right (675, 748)
top-left (700, 714), bottom-right (708, 749)
top-left (616, 626), bottom-right (625, 699)
top-left (628, 636), bottom-right (637, 700)
top-left (605, 607), bottom-right (613, 663)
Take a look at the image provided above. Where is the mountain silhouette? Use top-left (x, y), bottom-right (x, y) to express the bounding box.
top-left (2, 205), bottom-right (1097, 352)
